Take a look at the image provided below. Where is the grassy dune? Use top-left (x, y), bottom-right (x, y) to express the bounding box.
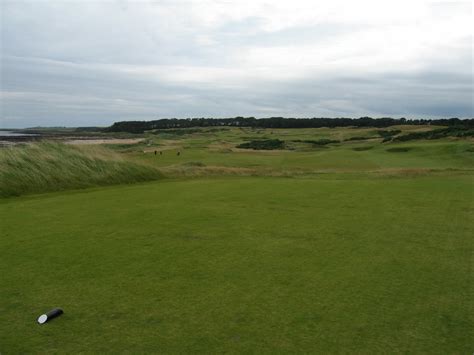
top-left (0, 142), bottom-right (162, 197)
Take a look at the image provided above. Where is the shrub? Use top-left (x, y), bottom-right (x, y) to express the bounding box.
top-left (292, 139), bottom-right (339, 146)
top-left (377, 129), bottom-right (401, 141)
top-left (352, 146), bottom-right (374, 151)
top-left (345, 136), bottom-right (372, 141)
top-left (386, 147), bottom-right (412, 153)
top-left (236, 139), bottom-right (285, 150)
top-left (309, 139), bottom-right (340, 146)
top-left (393, 127), bottom-right (474, 142)
top-left (152, 128), bottom-right (201, 136)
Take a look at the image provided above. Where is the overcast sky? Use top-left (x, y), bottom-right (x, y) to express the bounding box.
top-left (1, 0), bottom-right (472, 127)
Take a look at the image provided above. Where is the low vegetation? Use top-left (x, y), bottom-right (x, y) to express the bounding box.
top-left (344, 136), bottom-right (372, 141)
top-left (151, 128), bottom-right (202, 136)
top-left (378, 129), bottom-right (402, 142)
top-left (0, 142), bottom-right (162, 197)
top-left (236, 139), bottom-right (285, 150)
top-left (304, 138), bottom-right (340, 146)
top-left (386, 147), bottom-right (413, 153)
top-left (291, 138), bottom-right (339, 145)
top-left (392, 126), bottom-right (474, 142)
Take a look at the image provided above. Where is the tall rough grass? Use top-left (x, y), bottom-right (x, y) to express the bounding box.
top-left (0, 142), bottom-right (162, 197)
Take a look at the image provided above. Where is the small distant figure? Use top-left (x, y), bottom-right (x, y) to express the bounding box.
top-left (177, 151), bottom-right (181, 156)
top-left (160, 151), bottom-right (162, 155)
top-left (154, 150), bottom-right (157, 155)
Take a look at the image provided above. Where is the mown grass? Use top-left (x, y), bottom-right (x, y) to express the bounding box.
top-left (0, 142), bottom-right (162, 197)
top-left (134, 138), bottom-right (473, 175)
top-left (0, 176), bottom-right (472, 353)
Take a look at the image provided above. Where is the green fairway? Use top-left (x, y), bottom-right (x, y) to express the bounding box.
top-left (1, 176), bottom-right (472, 353)
top-left (127, 126), bottom-right (474, 176)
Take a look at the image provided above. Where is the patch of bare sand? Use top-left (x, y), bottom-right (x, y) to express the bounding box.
top-left (65, 138), bottom-right (144, 145)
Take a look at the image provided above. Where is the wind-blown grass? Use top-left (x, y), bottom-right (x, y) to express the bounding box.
top-left (0, 142), bottom-right (162, 197)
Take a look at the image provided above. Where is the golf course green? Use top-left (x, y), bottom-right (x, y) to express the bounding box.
top-left (1, 126), bottom-right (473, 352)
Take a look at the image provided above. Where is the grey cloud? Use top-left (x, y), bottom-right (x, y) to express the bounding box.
top-left (1, 0), bottom-right (472, 127)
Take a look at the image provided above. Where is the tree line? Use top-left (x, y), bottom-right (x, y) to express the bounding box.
top-left (105, 117), bottom-right (474, 133)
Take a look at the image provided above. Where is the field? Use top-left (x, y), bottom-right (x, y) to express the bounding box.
top-left (1, 126), bottom-right (473, 352)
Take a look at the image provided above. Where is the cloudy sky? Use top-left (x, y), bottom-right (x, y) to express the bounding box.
top-left (1, 0), bottom-right (472, 127)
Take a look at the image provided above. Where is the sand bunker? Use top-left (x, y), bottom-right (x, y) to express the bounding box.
top-left (65, 138), bottom-right (144, 145)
